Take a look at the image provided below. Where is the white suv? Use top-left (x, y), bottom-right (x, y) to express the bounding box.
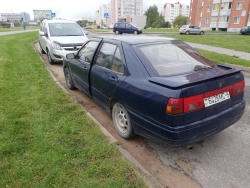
top-left (39, 19), bottom-right (88, 64)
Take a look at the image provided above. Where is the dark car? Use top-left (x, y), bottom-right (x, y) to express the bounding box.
top-left (63, 35), bottom-right (245, 146)
top-left (240, 26), bottom-right (250, 35)
top-left (113, 22), bottom-right (142, 35)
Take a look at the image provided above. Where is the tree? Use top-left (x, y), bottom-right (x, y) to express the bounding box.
top-left (145, 5), bottom-right (159, 28)
top-left (172, 15), bottom-right (188, 28)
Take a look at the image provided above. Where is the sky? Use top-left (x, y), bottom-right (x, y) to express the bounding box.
top-left (0, 0), bottom-right (190, 21)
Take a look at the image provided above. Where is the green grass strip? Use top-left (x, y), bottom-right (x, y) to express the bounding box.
top-left (0, 32), bottom-right (147, 188)
top-left (165, 34), bottom-right (250, 53)
top-left (196, 49), bottom-right (250, 67)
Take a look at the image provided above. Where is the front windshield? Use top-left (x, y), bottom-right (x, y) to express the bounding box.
top-left (130, 23), bottom-right (137, 28)
top-left (49, 23), bottom-right (84, 36)
top-left (139, 42), bottom-right (215, 76)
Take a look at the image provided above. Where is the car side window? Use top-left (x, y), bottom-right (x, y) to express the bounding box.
top-left (126, 24), bottom-right (132, 28)
top-left (120, 23), bottom-right (125, 28)
top-left (95, 43), bottom-right (124, 74)
top-left (78, 41), bottom-right (99, 63)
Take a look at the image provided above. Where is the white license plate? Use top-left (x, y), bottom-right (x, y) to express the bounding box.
top-left (204, 91), bottom-right (230, 107)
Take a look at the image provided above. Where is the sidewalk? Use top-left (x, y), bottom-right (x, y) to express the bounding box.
top-left (0, 29), bottom-right (38, 36)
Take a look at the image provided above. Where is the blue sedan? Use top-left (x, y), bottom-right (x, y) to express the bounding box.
top-left (63, 35), bottom-right (245, 146)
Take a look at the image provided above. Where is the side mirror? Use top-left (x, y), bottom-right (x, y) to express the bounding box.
top-left (85, 31), bottom-right (89, 35)
top-left (66, 53), bottom-right (75, 59)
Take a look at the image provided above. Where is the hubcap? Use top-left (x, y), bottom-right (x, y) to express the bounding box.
top-left (115, 107), bottom-right (128, 133)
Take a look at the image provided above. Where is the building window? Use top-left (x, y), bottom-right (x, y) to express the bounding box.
top-left (233, 17), bottom-right (240, 24)
top-left (221, 2), bottom-right (232, 10)
top-left (205, 18), bottom-right (210, 24)
top-left (213, 4), bottom-right (220, 11)
top-left (236, 3), bottom-right (243, 10)
top-left (211, 16), bottom-right (217, 22)
top-left (207, 6), bottom-right (211, 12)
top-left (219, 16), bottom-right (229, 22)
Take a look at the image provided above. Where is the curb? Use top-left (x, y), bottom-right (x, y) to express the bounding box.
top-left (33, 41), bottom-right (163, 188)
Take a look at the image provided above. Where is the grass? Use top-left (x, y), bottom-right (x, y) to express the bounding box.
top-left (0, 32), bottom-right (147, 188)
top-left (165, 34), bottom-right (250, 53)
top-left (196, 49), bottom-right (250, 67)
top-left (0, 26), bottom-right (39, 32)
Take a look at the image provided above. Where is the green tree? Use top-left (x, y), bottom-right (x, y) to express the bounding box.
top-left (172, 15), bottom-right (188, 28)
top-left (145, 5), bottom-right (159, 28)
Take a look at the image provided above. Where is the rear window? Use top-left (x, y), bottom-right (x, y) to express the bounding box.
top-left (181, 25), bottom-right (187, 28)
top-left (242, 26), bottom-right (248, 29)
top-left (139, 43), bottom-right (215, 76)
top-left (48, 23), bottom-right (84, 36)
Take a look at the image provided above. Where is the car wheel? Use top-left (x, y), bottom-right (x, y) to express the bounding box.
top-left (134, 30), bottom-right (138, 35)
top-left (39, 42), bottom-right (45, 54)
top-left (64, 67), bottom-right (76, 90)
top-left (115, 31), bottom-right (119, 35)
top-left (112, 103), bottom-right (135, 139)
top-left (185, 31), bottom-right (190, 35)
top-left (200, 31), bottom-right (204, 35)
top-left (47, 50), bottom-right (54, 65)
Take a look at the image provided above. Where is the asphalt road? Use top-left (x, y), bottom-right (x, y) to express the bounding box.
top-left (88, 32), bottom-right (250, 188)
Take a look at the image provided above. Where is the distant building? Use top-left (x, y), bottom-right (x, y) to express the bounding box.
top-left (96, 0), bottom-right (143, 28)
top-left (189, 0), bottom-right (250, 32)
top-left (0, 12), bottom-right (30, 23)
top-left (118, 15), bottom-right (146, 28)
top-left (161, 2), bottom-right (190, 24)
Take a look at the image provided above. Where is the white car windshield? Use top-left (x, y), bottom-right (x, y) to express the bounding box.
top-left (49, 23), bottom-right (84, 36)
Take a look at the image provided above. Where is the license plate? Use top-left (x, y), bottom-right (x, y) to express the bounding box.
top-left (204, 91), bottom-right (230, 107)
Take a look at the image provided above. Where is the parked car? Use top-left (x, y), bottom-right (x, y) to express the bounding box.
top-left (1, 21), bottom-right (11, 28)
top-left (113, 22), bottom-right (142, 35)
top-left (39, 19), bottom-right (88, 64)
top-left (179, 25), bottom-right (205, 35)
top-left (240, 26), bottom-right (250, 35)
top-left (81, 27), bottom-right (89, 35)
top-left (85, 25), bottom-right (94, 29)
top-left (63, 35), bottom-right (245, 146)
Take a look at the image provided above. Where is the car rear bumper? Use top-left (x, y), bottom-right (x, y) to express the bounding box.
top-left (129, 100), bottom-right (245, 146)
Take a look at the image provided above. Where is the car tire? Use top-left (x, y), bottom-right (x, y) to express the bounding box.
top-left (47, 50), bottom-right (55, 65)
top-left (39, 42), bottom-right (46, 54)
top-left (115, 31), bottom-right (119, 35)
top-left (200, 31), bottom-right (204, 35)
top-left (112, 102), bottom-right (135, 139)
top-left (185, 31), bottom-right (190, 35)
top-left (64, 67), bottom-right (76, 90)
top-left (134, 30), bottom-right (138, 35)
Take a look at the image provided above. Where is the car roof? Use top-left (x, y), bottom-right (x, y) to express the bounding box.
top-left (42, 19), bottom-right (76, 24)
top-left (93, 35), bottom-right (178, 45)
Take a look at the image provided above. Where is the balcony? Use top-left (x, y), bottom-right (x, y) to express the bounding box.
top-left (222, 0), bottom-right (232, 2)
top-left (213, 0), bottom-right (220, 3)
top-left (220, 9), bottom-right (231, 16)
top-left (210, 22), bottom-right (217, 28)
top-left (212, 10), bottom-right (219, 16)
top-left (218, 22), bottom-right (229, 28)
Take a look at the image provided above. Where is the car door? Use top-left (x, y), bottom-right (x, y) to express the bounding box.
top-left (90, 40), bottom-right (127, 110)
top-left (119, 23), bottom-right (126, 33)
top-left (193, 26), bottom-right (200, 34)
top-left (126, 23), bottom-right (133, 33)
top-left (188, 25), bottom-right (195, 34)
top-left (69, 40), bottom-right (100, 95)
top-left (39, 22), bottom-right (47, 51)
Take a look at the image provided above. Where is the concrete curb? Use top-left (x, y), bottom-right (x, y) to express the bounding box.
top-left (32, 41), bottom-right (163, 188)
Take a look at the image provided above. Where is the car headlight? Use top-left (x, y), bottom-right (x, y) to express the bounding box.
top-left (51, 42), bottom-right (63, 50)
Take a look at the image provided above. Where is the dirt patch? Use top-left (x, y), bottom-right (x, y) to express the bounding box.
top-left (34, 42), bottom-right (201, 188)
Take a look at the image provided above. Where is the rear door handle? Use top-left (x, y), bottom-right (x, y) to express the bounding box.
top-left (109, 76), bottom-right (119, 83)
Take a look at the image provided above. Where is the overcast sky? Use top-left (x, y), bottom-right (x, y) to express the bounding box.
top-left (0, 0), bottom-right (190, 21)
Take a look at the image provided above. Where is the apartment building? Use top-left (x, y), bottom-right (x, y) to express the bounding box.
top-left (96, 0), bottom-right (143, 28)
top-left (96, 4), bottom-right (112, 26)
top-left (189, 0), bottom-right (250, 32)
top-left (162, 2), bottom-right (190, 24)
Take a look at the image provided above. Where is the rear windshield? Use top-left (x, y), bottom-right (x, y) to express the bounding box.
top-left (242, 26), bottom-right (248, 29)
top-left (181, 25), bottom-right (187, 28)
top-left (139, 42), bottom-right (215, 76)
top-left (49, 23), bottom-right (84, 36)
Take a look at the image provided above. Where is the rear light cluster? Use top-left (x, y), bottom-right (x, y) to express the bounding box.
top-left (166, 80), bottom-right (245, 115)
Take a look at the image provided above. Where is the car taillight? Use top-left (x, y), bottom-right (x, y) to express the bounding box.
top-left (183, 94), bottom-right (204, 113)
top-left (166, 98), bottom-right (183, 115)
top-left (232, 80), bottom-right (245, 96)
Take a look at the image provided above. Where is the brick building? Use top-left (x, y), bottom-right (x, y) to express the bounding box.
top-left (189, 0), bottom-right (250, 32)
